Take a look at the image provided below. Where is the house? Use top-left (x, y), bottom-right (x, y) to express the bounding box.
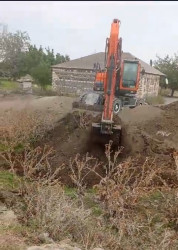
top-left (51, 52), bottom-right (165, 97)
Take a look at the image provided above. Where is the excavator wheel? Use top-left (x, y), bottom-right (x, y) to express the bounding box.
top-left (113, 98), bottom-right (122, 114)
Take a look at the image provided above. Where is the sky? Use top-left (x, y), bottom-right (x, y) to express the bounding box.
top-left (1, 1), bottom-right (178, 64)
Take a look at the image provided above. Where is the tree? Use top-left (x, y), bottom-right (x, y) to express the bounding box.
top-left (45, 47), bottom-right (56, 66)
top-left (154, 54), bottom-right (178, 97)
top-left (55, 53), bottom-right (70, 64)
top-left (0, 28), bottom-right (70, 88)
top-left (0, 30), bottom-right (30, 78)
top-left (31, 63), bottom-right (51, 89)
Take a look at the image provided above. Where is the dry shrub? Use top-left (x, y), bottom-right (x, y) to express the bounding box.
top-left (18, 181), bottom-right (122, 250)
top-left (0, 109), bottom-right (56, 174)
top-left (93, 141), bottom-right (178, 249)
top-left (69, 153), bottom-right (102, 195)
top-left (1, 144), bottom-right (55, 176)
top-left (0, 109), bottom-right (54, 148)
top-left (20, 183), bottom-right (91, 238)
top-left (72, 111), bottom-right (92, 129)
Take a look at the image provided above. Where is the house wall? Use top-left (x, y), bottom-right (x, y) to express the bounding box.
top-left (52, 68), bottom-right (160, 98)
top-left (52, 68), bottom-right (95, 95)
top-left (137, 73), bottom-right (160, 98)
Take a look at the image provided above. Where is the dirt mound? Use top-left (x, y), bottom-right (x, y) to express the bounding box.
top-left (122, 101), bottom-right (178, 157)
top-left (118, 105), bottom-right (163, 125)
top-left (160, 100), bottom-right (178, 111)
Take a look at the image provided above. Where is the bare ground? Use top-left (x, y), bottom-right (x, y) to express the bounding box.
top-left (0, 94), bottom-right (75, 124)
top-left (0, 94), bottom-right (177, 186)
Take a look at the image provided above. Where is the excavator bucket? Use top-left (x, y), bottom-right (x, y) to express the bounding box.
top-left (91, 121), bottom-right (122, 147)
top-left (72, 92), bottom-right (122, 147)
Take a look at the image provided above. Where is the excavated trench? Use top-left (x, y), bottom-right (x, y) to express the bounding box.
top-left (39, 102), bottom-right (178, 187)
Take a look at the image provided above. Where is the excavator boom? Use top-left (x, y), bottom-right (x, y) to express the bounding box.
top-left (93, 19), bottom-right (122, 135)
top-left (103, 19), bottom-right (120, 122)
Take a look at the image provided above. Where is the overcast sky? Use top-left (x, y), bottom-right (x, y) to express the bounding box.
top-left (1, 1), bottom-right (178, 63)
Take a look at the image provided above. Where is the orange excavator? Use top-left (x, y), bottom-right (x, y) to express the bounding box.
top-left (92, 19), bottom-right (141, 136)
top-left (73, 19), bottom-right (143, 141)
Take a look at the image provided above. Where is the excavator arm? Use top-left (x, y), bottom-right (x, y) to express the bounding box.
top-left (93, 19), bottom-right (122, 135)
top-left (92, 19), bottom-right (141, 137)
top-left (103, 19), bottom-right (121, 123)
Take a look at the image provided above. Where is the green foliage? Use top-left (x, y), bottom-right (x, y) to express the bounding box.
top-left (64, 186), bottom-right (78, 199)
top-left (31, 63), bottom-right (51, 88)
top-left (154, 54), bottom-right (178, 96)
top-left (0, 143), bottom-right (9, 152)
top-left (13, 143), bottom-right (25, 153)
top-left (0, 31), bottom-right (30, 78)
top-left (0, 30), bottom-right (70, 88)
top-left (56, 53), bottom-right (70, 64)
top-left (0, 80), bottom-right (19, 90)
top-left (0, 171), bottom-right (20, 190)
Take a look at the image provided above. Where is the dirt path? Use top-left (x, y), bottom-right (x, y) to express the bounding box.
top-left (0, 94), bottom-right (75, 122)
top-left (163, 97), bottom-right (178, 105)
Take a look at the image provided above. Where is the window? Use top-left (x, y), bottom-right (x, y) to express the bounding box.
top-left (122, 62), bottom-right (138, 88)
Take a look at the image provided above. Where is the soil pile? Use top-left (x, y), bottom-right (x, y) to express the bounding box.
top-left (122, 101), bottom-right (178, 156)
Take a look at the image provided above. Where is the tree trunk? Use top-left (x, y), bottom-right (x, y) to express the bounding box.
top-left (171, 89), bottom-right (175, 97)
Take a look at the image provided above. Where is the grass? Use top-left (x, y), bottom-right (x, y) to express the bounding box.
top-left (0, 79), bottom-right (55, 96)
top-left (0, 80), bottom-right (19, 90)
top-left (0, 143), bottom-right (9, 152)
top-left (64, 186), bottom-right (78, 199)
top-left (0, 170), bottom-right (20, 190)
top-left (64, 187), bottom-right (103, 216)
top-left (146, 94), bottom-right (165, 105)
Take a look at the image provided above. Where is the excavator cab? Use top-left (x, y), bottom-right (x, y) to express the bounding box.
top-left (119, 60), bottom-right (140, 91)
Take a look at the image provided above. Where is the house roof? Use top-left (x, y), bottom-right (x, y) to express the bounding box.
top-left (52, 52), bottom-right (165, 76)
